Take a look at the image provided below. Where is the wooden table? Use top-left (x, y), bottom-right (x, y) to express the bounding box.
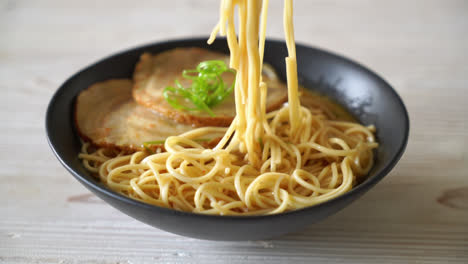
top-left (1, 0), bottom-right (467, 263)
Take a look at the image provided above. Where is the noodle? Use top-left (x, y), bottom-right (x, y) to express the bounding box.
top-left (78, 0), bottom-right (378, 215)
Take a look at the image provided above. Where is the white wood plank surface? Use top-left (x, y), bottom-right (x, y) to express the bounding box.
top-left (1, 0), bottom-right (467, 263)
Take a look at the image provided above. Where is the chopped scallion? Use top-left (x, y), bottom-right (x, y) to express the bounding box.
top-left (163, 60), bottom-right (235, 116)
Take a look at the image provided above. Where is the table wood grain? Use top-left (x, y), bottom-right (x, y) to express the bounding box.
top-left (1, 0), bottom-right (467, 263)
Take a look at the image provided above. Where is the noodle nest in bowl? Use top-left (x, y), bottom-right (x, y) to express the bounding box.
top-left (77, 0), bottom-right (378, 216)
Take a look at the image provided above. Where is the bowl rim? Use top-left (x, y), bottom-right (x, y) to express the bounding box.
top-left (46, 36), bottom-right (410, 220)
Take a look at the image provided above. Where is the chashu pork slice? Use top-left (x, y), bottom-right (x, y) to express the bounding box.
top-left (133, 47), bottom-right (288, 127)
top-left (75, 79), bottom-right (224, 151)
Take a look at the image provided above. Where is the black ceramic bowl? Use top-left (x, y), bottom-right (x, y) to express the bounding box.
top-left (46, 37), bottom-right (409, 241)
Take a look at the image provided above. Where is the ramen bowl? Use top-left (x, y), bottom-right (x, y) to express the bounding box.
top-left (46, 38), bottom-right (409, 241)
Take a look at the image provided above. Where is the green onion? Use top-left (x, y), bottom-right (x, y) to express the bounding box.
top-left (142, 138), bottom-right (212, 154)
top-left (163, 60), bottom-right (235, 116)
top-left (143, 140), bottom-right (166, 145)
top-left (258, 137), bottom-right (264, 150)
